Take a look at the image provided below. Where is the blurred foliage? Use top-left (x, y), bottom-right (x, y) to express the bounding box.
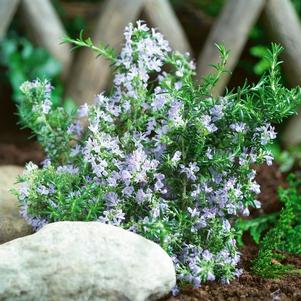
top-left (171, 0), bottom-right (225, 16)
top-left (235, 212), bottom-right (279, 246)
top-left (249, 46), bottom-right (272, 76)
top-left (0, 33), bottom-right (76, 113)
top-left (0, 33), bottom-right (62, 106)
top-left (249, 0), bottom-right (301, 77)
top-left (292, 0), bottom-right (301, 15)
top-left (269, 142), bottom-right (301, 173)
top-left (195, 0), bottom-right (225, 16)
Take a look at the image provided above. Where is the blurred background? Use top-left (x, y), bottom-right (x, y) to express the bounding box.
top-left (1, 0), bottom-right (301, 171)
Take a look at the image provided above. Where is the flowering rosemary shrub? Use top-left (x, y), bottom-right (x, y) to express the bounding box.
top-left (15, 21), bottom-right (301, 290)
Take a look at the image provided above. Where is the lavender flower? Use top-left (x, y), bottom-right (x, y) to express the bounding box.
top-left (230, 122), bottom-right (247, 133)
top-left (171, 151), bottom-right (181, 165)
top-left (41, 99), bottom-right (52, 114)
top-left (180, 162), bottom-right (200, 181)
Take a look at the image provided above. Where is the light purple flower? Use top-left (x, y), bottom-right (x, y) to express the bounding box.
top-left (171, 151), bottom-right (181, 165)
top-left (230, 122), bottom-right (247, 133)
top-left (41, 99), bottom-right (52, 114)
top-left (202, 115), bottom-right (217, 133)
top-left (78, 103), bottom-right (89, 117)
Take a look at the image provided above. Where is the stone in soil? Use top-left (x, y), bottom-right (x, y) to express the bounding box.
top-left (0, 165), bottom-right (33, 244)
top-left (0, 221), bottom-right (176, 301)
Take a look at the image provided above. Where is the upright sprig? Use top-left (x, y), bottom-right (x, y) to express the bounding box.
top-left (63, 31), bottom-right (117, 62)
top-left (199, 44), bottom-right (230, 96)
top-left (19, 80), bottom-right (76, 163)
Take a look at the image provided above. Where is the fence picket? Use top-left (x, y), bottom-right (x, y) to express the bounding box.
top-left (196, 0), bottom-right (265, 96)
top-left (20, 0), bottom-right (72, 79)
top-left (0, 0), bottom-right (19, 39)
top-left (144, 0), bottom-right (191, 54)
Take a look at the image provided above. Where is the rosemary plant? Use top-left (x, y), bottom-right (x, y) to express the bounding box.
top-left (14, 21), bottom-right (301, 291)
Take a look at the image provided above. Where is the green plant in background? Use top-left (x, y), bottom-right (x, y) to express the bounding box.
top-left (248, 0), bottom-right (301, 78)
top-left (52, 0), bottom-right (88, 39)
top-left (235, 212), bottom-right (279, 246)
top-left (238, 174), bottom-right (301, 278)
top-left (0, 33), bottom-right (62, 106)
top-left (269, 141), bottom-right (301, 173)
top-left (171, 0), bottom-right (225, 17)
top-left (249, 45), bottom-right (272, 76)
top-left (0, 33), bottom-right (76, 113)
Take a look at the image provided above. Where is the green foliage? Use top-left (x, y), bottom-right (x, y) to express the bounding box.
top-left (249, 1), bottom-right (301, 77)
top-left (0, 33), bottom-right (77, 114)
top-left (270, 142), bottom-right (296, 172)
top-left (194, 0), bottom-right (225, 16)
top-left (19, 80), bottom-right (75, 161)
top-left (250, 45), bottom-right (272, 76)
top-left (252, 174), bottom-right (301, 278)
top-left (270, 141), bottom-right (301, 173)
top-left (292, 0), bottom-right (301, 17)
top-left (227, 44), bottom-right (301, 124)
top-left (63, 31), bottom-right (117, 62)
top-left (235, 212), bottom-right (279, 246)
top-left (51, 0), bottom-right (87, 38)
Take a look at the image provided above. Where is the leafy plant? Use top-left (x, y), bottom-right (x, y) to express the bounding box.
top-left (252, 174), bottom-right (301, 278)
top-left (14, 21), bottom-right (301, 291)
top-left (0, 33), bottom-right (62, 105)
top-left (235, 212), bottom-right (279, 246)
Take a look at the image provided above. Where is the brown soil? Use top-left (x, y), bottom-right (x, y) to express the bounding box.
top-left (0, 82), bottom-right (44, 166)
top-left (254, 164), bottom-right (287, 215)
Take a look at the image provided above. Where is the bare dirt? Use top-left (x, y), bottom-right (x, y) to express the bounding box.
top-left (0, 82), bottom-right (44, 166)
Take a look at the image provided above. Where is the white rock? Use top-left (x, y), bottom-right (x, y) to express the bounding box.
top-left (0, 165), bottom-right (32, 243)
top-left (0, 221), bottom-right (176, 301)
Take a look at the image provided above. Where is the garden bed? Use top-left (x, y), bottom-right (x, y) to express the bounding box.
top-left (2, 139), bottom-right (300, 301)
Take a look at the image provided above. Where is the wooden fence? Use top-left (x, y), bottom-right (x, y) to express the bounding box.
top-left (2, 0), bottom-right (301, 146)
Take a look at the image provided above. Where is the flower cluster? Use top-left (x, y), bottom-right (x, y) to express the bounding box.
top-left (15, 21), bottom-right (301, 292)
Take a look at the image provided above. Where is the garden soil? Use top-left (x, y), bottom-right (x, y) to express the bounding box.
top-left (0, 83), bottom-right (44, 166)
